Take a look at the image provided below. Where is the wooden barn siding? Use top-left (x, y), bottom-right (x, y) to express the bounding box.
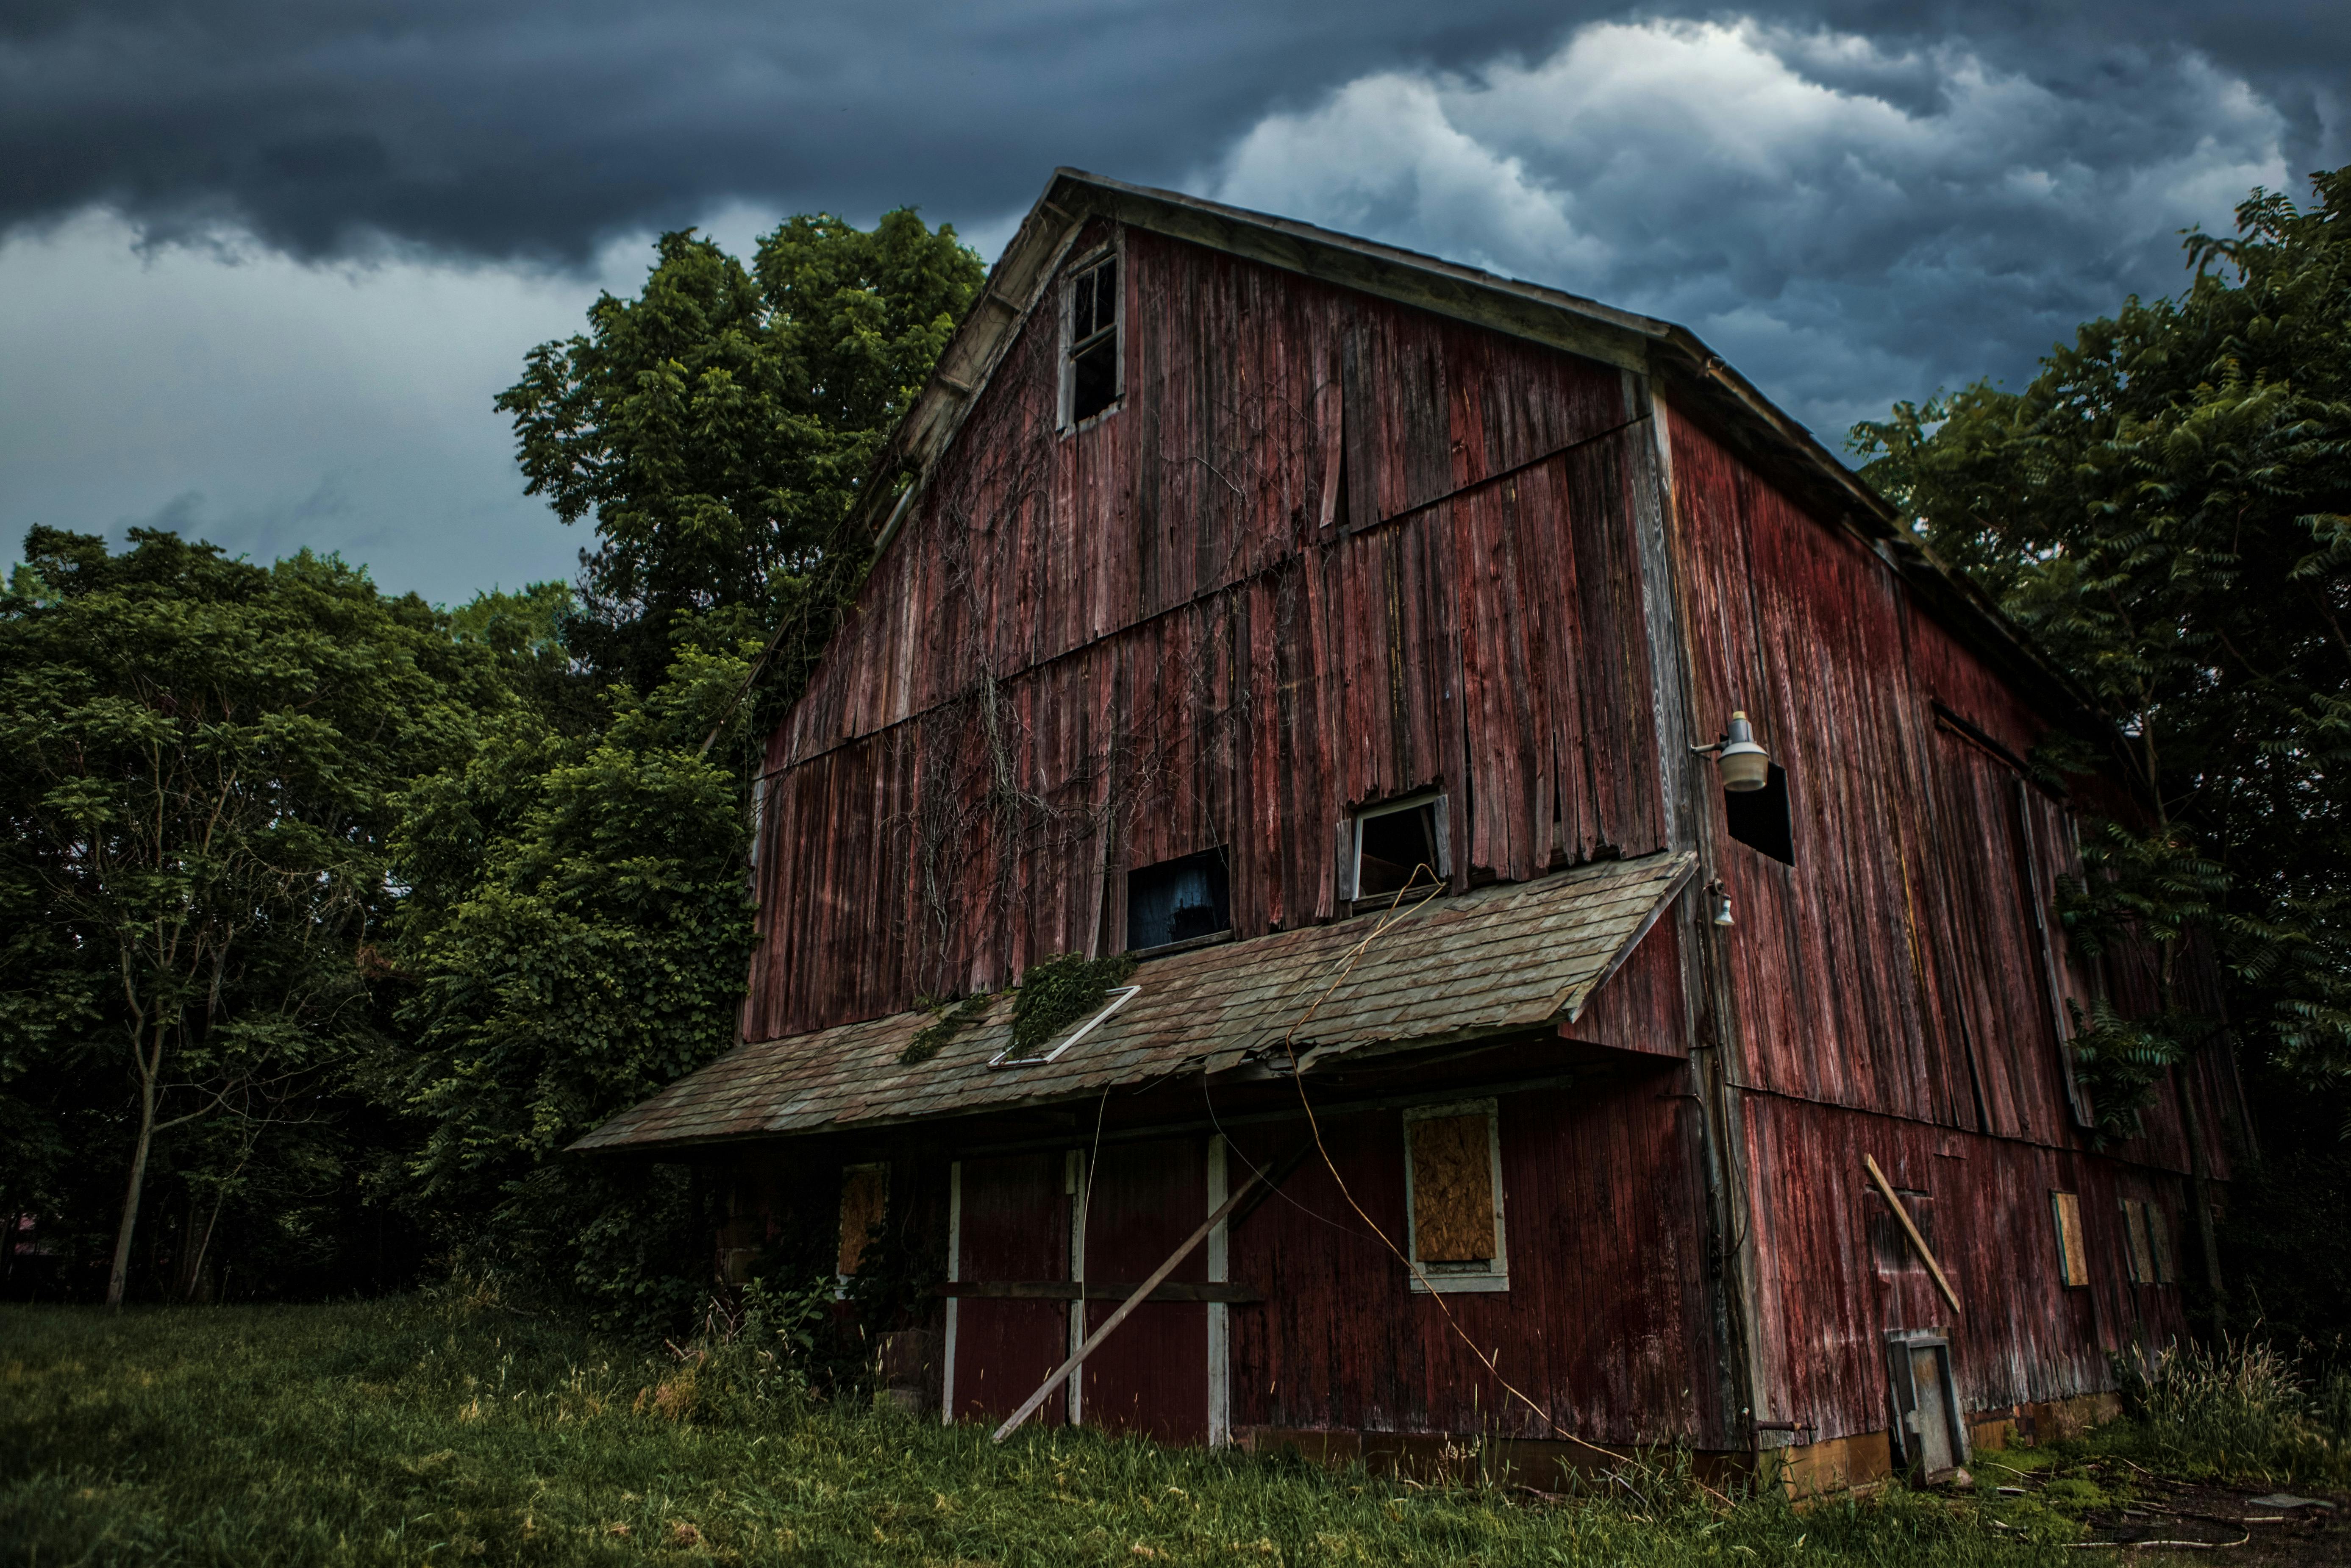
top-left (1663, 406), bottom-right (2229, 1178)
top-left (749, 229), bottom-right (1667, 1037)
top-left (1742, 1096), bottom-right (2195, 1440)
top-left (1220, 1077), bottom-right (1719, 1446)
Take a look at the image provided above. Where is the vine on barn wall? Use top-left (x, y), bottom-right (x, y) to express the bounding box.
top-left (884, 257), bottom-right (1340, 1006)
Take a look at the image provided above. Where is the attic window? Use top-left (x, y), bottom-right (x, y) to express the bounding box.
top-left (1346, 794), bottom-right (1449, 907)
top-left (1725, 762), bottom-right (1794, 865)
top-left (1403, 1101), bottom-right (1507, 1293)
top-left (1062, 251), bottom-right (1122, 427)
top-left (1128, 848), bottom-right (1231, 952)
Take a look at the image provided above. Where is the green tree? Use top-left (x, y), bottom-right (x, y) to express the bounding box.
top-left (379, 642), bottom-right (758, 1329)
top-left (497, 211), bottom-right (984, 686)
top-left (0, 528), bottom-right (504, 1304)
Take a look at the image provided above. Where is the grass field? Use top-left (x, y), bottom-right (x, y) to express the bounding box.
top-left (0, 1293), bottom-right (2220, 1566)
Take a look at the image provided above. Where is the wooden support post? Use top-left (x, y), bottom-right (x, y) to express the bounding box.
top-left (991, 1165), bottom-right (1264, 1443)
top-left (1864, 1153), bottom-right (1962, 1318)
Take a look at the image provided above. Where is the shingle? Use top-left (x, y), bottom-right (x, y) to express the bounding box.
top-left (572, 849), bottom-right (1695, 1153)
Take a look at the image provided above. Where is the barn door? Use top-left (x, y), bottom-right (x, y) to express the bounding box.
top-left (1071, 1135), bottom-right (1224, 1444)
top-left (946, 1153), bottom-right (1070, 1426)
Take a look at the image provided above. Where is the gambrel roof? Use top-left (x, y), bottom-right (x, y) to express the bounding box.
top-left (857, 168), bottom-right (2104, 742)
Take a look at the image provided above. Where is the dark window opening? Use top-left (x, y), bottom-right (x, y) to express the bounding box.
top-left (1127, 847), bottom-right (1229, 951)
top-left (1867, 1187), bottom-right (1934, 1276)
top-left (1356, 798), bottom-right (1444, 901)
top-left (1066, 255), bottom-right (1120, 425)
top-left (1725, 762), bottom-right (1794, 865)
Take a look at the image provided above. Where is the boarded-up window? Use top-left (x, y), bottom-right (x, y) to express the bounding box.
top-left (839, 1163), bottom-right (889, 1276)
top-left (1403, 1101), bottom-right (1506, 1292)
top-left (2125, 1204), bottom-right (2153, 1288)
top-left (1867, 1188), bottom-right (1935, 1276)
top-left (2051, 1191), bottom-right (2090, 1287)
top-left (2146, 1204), bottom-right (2176, 1284)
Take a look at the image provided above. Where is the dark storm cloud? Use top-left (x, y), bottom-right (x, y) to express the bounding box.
top-left (1203, 19), bottom-right (2301, 434)
top-left (0, 0), bottom-right (1578, 261)
top-left (3, 0), bottom-right (2340, 266)
top-left (2, 0), bottom-right (2343, 605)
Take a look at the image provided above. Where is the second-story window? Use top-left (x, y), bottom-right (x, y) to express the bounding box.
top-left (1062, 251), bottom-right (1121, 428)
top-left (1346, 792), bottom-right (1449, 907)
top-left (1127, 847), bottom-right (1231, 952)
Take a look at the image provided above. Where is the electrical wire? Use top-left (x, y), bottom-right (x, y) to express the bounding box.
top-left (1257, 856), bottom-right (1706, 1488)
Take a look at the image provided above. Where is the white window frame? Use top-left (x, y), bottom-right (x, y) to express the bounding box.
top-left (987, 984), bottom-right (1142, 1068)
top-left (1401, 1097), bottom-right (1508, 1294)
top-left (1057, 240), bottom-right (1125, 433)
top-left (1342, 791), bottom-right (1451, 905)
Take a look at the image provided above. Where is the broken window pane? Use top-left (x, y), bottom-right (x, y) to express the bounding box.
top-left (1126, 847), bottom-right (1231, 951)
top-left (1066, 254), bottom-right (1120, 425)
top-left (1725, 762), bottom-right (1795, 864)
top-left (1356, 798), bottom-right (1442, 900)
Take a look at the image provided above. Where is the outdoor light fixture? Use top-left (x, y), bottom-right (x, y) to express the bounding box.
top-left (1693, 710), bottom-right (1773, 792)
top-left (1708, 879), bottom-right (1736, 927)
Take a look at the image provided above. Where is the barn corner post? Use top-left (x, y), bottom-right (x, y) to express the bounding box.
top-left (1623, 364), bottom-right (1768, 1455)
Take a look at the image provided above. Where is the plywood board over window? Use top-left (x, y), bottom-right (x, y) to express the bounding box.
top-left (1403, 1100), bottom-right (1507, 1293)
top-left (839, 1162), bottom-right (889, 1276)
top-left (2118, 1198), bottom-right (2175, 1286)
top-left (2050, 1191), bottom-right (2090, 1288)
top-left (2120, 1199), bottom-right (2156, 1284)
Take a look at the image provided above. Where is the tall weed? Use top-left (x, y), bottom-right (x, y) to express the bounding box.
top-left (2123, 1333), bottom-right (2351, 1485)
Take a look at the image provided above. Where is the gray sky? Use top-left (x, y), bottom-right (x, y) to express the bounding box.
top-left (3, 1), bottom-right (2342, 606)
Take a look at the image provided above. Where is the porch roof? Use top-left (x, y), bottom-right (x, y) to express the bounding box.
top-left (571, 848), bottom-right (1695, 1155)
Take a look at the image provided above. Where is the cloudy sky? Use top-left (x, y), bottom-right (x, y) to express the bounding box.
top-left (3, 1), bottom-right (2342, 606)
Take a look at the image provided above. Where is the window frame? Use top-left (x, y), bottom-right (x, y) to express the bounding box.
top-left (1057, 241), bottom-right (1124, 433)
top-left (987, 984), bottom-right (1142, 1069)
top-left (1401, 1098), bottom-right (1508, 1294)
top-left (1125, 845), bottom-right (1234, 955)
top-left (1344, 791), bottom-right (1451, 909)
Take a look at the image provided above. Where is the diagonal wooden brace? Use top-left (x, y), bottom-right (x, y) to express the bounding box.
top-left (991, 1164), bottom-right (1265, 1443)
top-left (1865, 1152), bottom-right (1962, 1318)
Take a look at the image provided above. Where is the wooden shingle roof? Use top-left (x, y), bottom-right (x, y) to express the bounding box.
top-left (574, 849), bottom-right (1695, 1154)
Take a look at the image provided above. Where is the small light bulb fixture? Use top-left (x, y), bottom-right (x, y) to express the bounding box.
top-left (1692, 709), bottom-right (1773, 792)
top-left (1708, 878), bottom-right (1736, 927)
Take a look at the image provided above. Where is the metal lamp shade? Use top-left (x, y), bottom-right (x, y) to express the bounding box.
top-left (1718, 711), bottom-right (1771, 792)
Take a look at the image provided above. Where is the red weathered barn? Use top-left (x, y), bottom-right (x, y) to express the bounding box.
top-left (578, 170), bottom-right (2248, 1485)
